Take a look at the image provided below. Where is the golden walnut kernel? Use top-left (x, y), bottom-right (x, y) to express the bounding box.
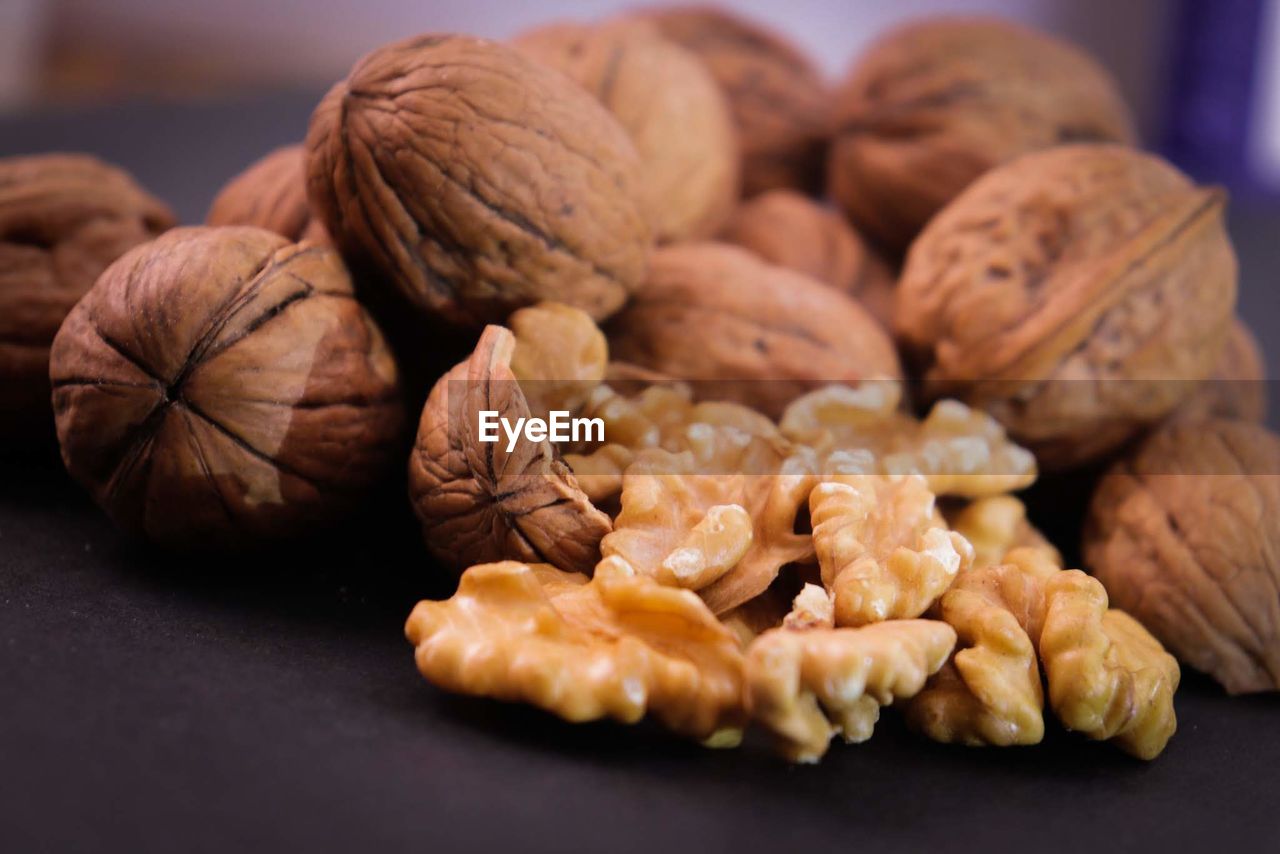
top-left (829, 16), bottom-right (1134, 253)
top-left (946, 495), bottom-right (1061, 570)
top-left (407, 325), bottom-right (611, 575)
top-left (1173, 317), bottom-right (1267, 424)
top-left (513, 19), bottom-right (739, 243)
top-left (508, 302), bottom-right (608, 419)
top-left (207, 145), bottom-right (327, 244)
top-left (306, 34), bottom-right (651, 327)
top-left (1085, 418), bottom-right (1280, 694)
top-left (405, 559), bottom-right (746, 740)
top-left (896, 145), bottom-right (1236, 470)
top-left (2, 153), bottom-right (173, 441)
top-left (605, 243), bottom-right (901, 419)
top-left (746, 620), bottom-right (956, 762)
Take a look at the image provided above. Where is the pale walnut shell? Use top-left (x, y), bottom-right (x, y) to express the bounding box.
top-left (1, 153), bottom-right (173, 441)
top-left (605, 242), bottom-right (901, 419)
top-left (718, 189), bottom-right (896, 328)
top-left (639, 5), bottom-right (829, 196)
top-left (49, 226), bottom-right (403, 546)
top-left (896, 145), bottom-right (1236, 470)
top-left (306, 34), bottom-right (651, 328)
top-left (829, 16), bottom-right (1134, 253)
top-left (1172, 317), bottom-right (1266, 424)
top-left (1085, 418), bottom-right (1280, 694)
top-left (207, 145), bottom-right (328, 244)
top-left (513, 19), bottom-right (739, 242)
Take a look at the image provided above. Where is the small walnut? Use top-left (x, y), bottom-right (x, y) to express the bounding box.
top-left (408, 324), bottom-right (611, 575)
top-left (513, 19), bottom-right (739, 242)
top-left (405, 559), bottom-right (746, 740)
top-left (718, 190), bottom-right (896, 329)
top-left (896, 145), bottom-right (1236, 469)
top-left (946, 495), bottom-right (1061, 570)
top-left (746, 620), bottom-right (957, 762)
top-left (1085, 418), bottom-right (1280, 694)
top-left (1, 153), bottom-right (173, 441)
top-left (829, 17), bottom-right (1134, 253)
top-left (50, 226), bottom-right (403, 545)
top-left (206, 145), bottom-right (327, 244)
top-left (508, 302), bottom-right (608, 419)
top-left (1172, 317), bottom-right (1267, 423)
top-left (306, 34), bottom-right (651, 327)
top-left (605, 243), bottom-right (901, 419)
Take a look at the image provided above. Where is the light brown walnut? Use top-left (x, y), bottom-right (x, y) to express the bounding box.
top-left (508, 301), bottom-right (608, 419)
top-left (207, 145), bottom-right (328, 244)
top-left (1172, 317), bottom-right (1267, 424)
top-left (945, 495), bottom-right (1061, 570)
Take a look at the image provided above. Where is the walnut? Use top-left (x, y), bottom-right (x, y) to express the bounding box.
top-left (779, 381), bottom-right (1037, 497)
top-left (49, 226), bottom-right (403, 545)
top-left (1172, 317), bottom-right (1267, 423)
top-left (1, 154), bottom-right (173, 441)
top-left (746, 620), bottom-right (957, 762)
top-left (829, 17), bottom-right (1134, 253)
top-left (513, 19), bottom-right (739, 242)
top-left (604, 242), bottom-right (901, 419)
top-left (407, 324), bottom-right (611, 575)
top-left (507, 301), bottom-right (608, 419)
top-left (207, 145), bottom-right (328, 244)
top-left (895, 145), bottom-right (1236, 470)
top-left (1084, 418), bottom-right (1280, 694)
top-left (640, 6), bottom-right (829, 196)
top-left (405, 558), bottom-right (746, 740)
top-left (782, 583), bottom-right (835, 631)
top-left (945, 495), bottom-right (1061, 570)
top-left (306, 34), bottom-right (651, 328)
top-left (717, 189), bottom-right (896, 328)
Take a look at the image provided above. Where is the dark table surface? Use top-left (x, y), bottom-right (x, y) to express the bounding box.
top-left (2, 91), bottom-right (1279, 854)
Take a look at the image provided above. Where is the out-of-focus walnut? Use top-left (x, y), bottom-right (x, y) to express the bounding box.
top-left (780, 381), bottom-right (1037, 498)
top-left (1039, 569), bottom-right (1180, 759)
top-left (828, 17), bottom-right (1134, 254)
top-left (605, 243), bottom-right (901, 419)
top-left (717, 190), bottom-right (896, 329)
top-left (810, 472), bottom-right (972, 626)
top-left (206, 145), bottom-right (327, 244)
top-left (513, 19), bottom-right (739, 242)
top-left (896, 145), bottom-right (1236, 470)
top-left (946, 495), bottom-right (1061, 570)
top-left (306, 34), bottom-right (651, 328)
top-left (508, 302), bottom-right (608, 419)
top-left (50, 227), bottom-right (403, 545)
top-left (408, 324), bottom-right (612, 574)
top-left (1085, 418), bottom-right (1280, 694)
top-left (1, 153), bottom-right (173, 442)
top-left (783, 583), bottom-right (834, 631)
top-left (1172, 318), bottom-right (1267, 424)
top-left (746, 620), bottom-right (956, 762)
top-left (405, 558), bottom-right (747, 740)
top-left (639, 5), bottom-right (829, 196)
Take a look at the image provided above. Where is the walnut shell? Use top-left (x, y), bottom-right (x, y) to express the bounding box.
top-left (207, 145), bottom-right (328, 243)
top-left (896, 145), bottom-right (1236, 470)
top-left (50, 226), bottom-right (404, 546)
top-left (605, 242), bottom-right (902, 418)
top-left (640, 5), bottom-right (829, 196)
top-left (718, 189), bottom-right (896, 328)
top-left (513, 19), bottom-right (739, 243)
top-left (829, 17), bottom-right (1135, 253)
top-left (1084, 418), bottom-right (1280, 694)
top-left (306, 33), bottom-right (651, 328)
top-left (1, 154), bottom-right (173, 441)
top-left (1172, 317), bottom-right (1266, 423)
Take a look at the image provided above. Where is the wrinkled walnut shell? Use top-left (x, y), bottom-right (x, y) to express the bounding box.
top-left (306, 33), bottom-right (651, 328)
top-left (207, 145), bottom-right (328, 244)
top-left (1172, 317), bottom-right (1266, 424)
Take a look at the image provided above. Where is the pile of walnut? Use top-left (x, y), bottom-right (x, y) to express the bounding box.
top-left (4, 8), bottom-right (1275, 761)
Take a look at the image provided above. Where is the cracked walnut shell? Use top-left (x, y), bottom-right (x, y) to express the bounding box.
top-left (207, 145), bottom-right (328, 244)
top-left (49, 226), bottom-right (403, 545)
top-left (306, 33), bottom-right (651, 328)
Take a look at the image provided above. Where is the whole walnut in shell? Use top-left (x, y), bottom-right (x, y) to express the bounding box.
top-left (1, 154), bottom-right (173, 441)
top-left (605, 242), bottom-right (901, 418)
top-left (829, 17), bottom-right (1135, 253)
top-left (50, 226), bottom-right (404, 546)
top-left (306, 33), bottom-right (651, 328)
top-left (207, 145), bottom-right (327, 243)
top-left (1172, 318), bottom-right (1266, 424)
top-left (640, 5), bottom-right (829, 196)
top-left (896, 145), bottom-right (1236, 470)
top-left (513, 19), bottom-right (739, 243)
top-left (1084, 418), bottom-right (1280, 694)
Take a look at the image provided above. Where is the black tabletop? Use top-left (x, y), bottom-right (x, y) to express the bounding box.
top-left (2, 91), bottom-right (1279, 854)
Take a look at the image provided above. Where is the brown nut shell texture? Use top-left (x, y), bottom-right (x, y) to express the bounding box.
top-left (1172, 317), bottom-right (1267, 424)
top-left (306, 34), bottom-right (651, 328)
top-left (829, 17), bottom-right (1135, 253)
top-left (2, 153), bottom-right (173, 439)
top-left (896, 145), bottom-right (1237, 470)
top-left (1085, 418), bottom-right (1280, 694)
top-left (207, 145), bottom-right (328, 244)
top-left (50, 226), bottom-right (403, 545)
